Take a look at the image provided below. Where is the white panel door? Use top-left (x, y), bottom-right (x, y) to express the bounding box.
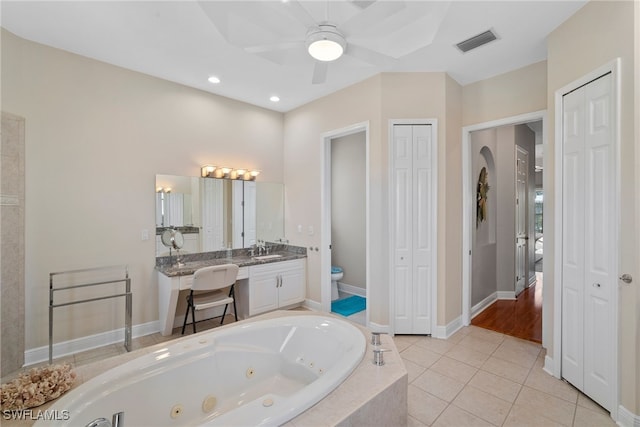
top-left (392, 125), bottom-right (414, 333)
top-left (392, 124), bottom-right (434, 335)
top-left (412, 125), bottom-right (433, 332)
top-left (515, 147), bottom-right (529, 296)
top-left (561, 73), bottom-right (615, 411)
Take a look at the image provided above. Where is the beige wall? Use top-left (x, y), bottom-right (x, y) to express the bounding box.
top-left (1, 29), bottom-right (285, 349)
top-left (462, 60), bottom-right (548, 126)
top-left (636, 0), bottom-right (640, 415)
top-left (547, 0), bottom-right (638, 414)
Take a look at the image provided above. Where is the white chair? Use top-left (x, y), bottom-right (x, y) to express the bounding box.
top-left (181, 264), bottom-right (239, 335)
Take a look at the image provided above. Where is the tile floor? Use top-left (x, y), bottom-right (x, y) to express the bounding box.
top-left (4, 315), bottom-right (617, 427)
top-left (396, 325), bottom-right (616, 427)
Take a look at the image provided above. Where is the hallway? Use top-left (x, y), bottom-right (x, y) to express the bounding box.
top-left (471, 273), bottom-right (543, 343)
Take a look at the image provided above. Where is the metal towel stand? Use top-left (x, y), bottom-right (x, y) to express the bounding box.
top-left (49, 265), bottom-right (132, 364)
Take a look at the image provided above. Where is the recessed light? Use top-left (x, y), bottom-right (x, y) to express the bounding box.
top-left (270, 96), bottom-right (280, 102)
top-left (208, 76), bottom-right (221, 84)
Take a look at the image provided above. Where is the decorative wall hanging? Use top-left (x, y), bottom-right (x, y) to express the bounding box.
top-left (476, 166), bottom-right (490, 228)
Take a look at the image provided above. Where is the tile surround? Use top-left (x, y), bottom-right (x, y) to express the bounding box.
top-left (1, 112), bottom-right (25, 377)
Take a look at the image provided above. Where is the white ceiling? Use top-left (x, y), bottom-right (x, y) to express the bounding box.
top-left (1, 1), bottom-right (587, 113)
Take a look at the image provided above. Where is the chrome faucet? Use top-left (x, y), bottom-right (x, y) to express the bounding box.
top-left (373, 348), bottom-right (391, 366)
top-left (86, 419), bottom-right (110, 427)
top-left (85, 412), bottom-right (124, 427)
top-left (112, 412), bottom-right (124, 427)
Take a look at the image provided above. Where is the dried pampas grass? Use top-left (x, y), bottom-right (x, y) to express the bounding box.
top-left (1, 364), bottom-right (76, 410)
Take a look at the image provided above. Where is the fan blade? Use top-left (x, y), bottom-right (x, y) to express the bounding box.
top-left (244, 41), bottom-right (304, 65)
top-left (284, 0), bottom-right (318, 29)
top-left (340, 0), bottom-right (406, 36)
top-left (347, 43), bottom-right (396, 67)
top-left (312, 61), bottom-right (329, 84)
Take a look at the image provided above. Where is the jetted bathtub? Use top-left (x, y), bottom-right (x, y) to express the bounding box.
top-left (35, 315), bottom-right (366, 427)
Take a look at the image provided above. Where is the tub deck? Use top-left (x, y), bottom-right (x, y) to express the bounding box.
top-left (5, 311), bottom-right (407, 427)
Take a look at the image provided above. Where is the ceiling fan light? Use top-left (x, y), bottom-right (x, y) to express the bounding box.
top-left (306, 25), bottom-right (346, 62)
top-left (308, 39), bottom-right (344, 61)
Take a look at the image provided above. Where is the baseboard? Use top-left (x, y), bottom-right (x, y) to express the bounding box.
top-left (543, 355), bottom-right (556, 377)
top-left (471, 292), bottom-right (497, 319)
top-left (24, 320), bottom-right (160, 366)
top-left (497, 291), bottom-right (516, 300)
top-left (337, 282), bottom-right (366, 297)
top-left (303, 298), bottom-right (322, 312)
top-left (432, 315), bottom-right (463, 339)
top-left (618, 405), bottom-right (640, 427)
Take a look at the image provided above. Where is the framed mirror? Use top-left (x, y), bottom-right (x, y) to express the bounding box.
top-left (155, 175), bottom-right (284, 256)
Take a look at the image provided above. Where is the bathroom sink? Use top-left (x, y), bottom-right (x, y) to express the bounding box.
top-left (253, 254), bottom-right (283, 261)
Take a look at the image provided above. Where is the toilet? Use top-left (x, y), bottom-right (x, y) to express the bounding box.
top-left (331, 266), bottom-right (343, 301)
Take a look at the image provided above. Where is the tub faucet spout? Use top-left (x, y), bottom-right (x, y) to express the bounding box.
top-left (85, 418), bottom-right (110, 427)
top-left (112, 412), bottom-right (124, 427)
top-left (84, 411), bottom-right (123, 427)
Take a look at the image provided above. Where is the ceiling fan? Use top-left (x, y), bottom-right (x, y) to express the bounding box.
top-left (198, 0), bottom-right (418, 84)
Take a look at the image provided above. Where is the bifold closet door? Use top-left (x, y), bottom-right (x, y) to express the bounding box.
top-left (392, 124), bottom-right (433, 335)
top-left (561, 72), bottom-right (615, 411)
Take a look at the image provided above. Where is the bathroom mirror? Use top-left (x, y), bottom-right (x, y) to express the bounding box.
top-left (155, 174), bottom-right (285, 255)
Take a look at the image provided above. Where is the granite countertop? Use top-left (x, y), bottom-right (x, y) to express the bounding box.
top-left (155, 244), bottom-right (307, 277)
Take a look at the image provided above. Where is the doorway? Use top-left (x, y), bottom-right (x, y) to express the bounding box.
top-left (466, 121), bottom-right (542, 343)
top-left (320, 122), bottom-right (369, 326)
top-left (461, 111), bottom-right (547, 343)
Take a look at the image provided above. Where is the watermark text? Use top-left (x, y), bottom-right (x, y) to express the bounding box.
top-left (2, 409), bottom-right (70, 421)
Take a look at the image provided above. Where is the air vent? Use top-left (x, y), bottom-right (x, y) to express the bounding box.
top-left (456, 30), bottom-right (498, 53)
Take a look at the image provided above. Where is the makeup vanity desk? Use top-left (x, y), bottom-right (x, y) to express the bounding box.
top-left (155, 249), bottom-right (306, 336)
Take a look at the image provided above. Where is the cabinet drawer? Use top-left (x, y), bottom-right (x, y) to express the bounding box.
top-left (237, 267), bottom-right (249, 280)
top-left (179, 275), bottom-right (193, 290)
top-left (249, 259), bottom-right (304, 277)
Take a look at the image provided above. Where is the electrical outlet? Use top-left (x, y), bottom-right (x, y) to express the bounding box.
top-left (141, 229), bottom-right (149, 241)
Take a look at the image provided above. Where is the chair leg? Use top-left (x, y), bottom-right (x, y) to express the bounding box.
top-left (181, 292), bottom-right (192, 335)
top-left (221, 303), bottom-right (228, 325)
top-left (221, 284), bottom-right (235, 324)
top-left (231, 285), bottom-right (238, 322)
top-left (191, 303), bottom-right (197, 334)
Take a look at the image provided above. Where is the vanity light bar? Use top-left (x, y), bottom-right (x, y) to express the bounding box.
top-left (201, 165), bottom-right (216, 178)
top-left (200, 165), bottom-right (261, 181)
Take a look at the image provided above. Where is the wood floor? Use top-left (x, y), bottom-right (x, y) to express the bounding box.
top-left (471, 272), bottom-right (543, 343)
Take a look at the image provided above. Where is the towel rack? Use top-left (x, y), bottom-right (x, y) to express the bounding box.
top-left (49, 265), bottom-right (132, 364)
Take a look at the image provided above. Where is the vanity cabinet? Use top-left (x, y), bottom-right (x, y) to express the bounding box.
top-left (158, 258), bottom-right (306, 336)
top-left (244, 259), bottom-right (305, 316)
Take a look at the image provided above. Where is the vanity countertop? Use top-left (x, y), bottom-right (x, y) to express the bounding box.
top-left (156, 251), bottom-right (306, 277)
